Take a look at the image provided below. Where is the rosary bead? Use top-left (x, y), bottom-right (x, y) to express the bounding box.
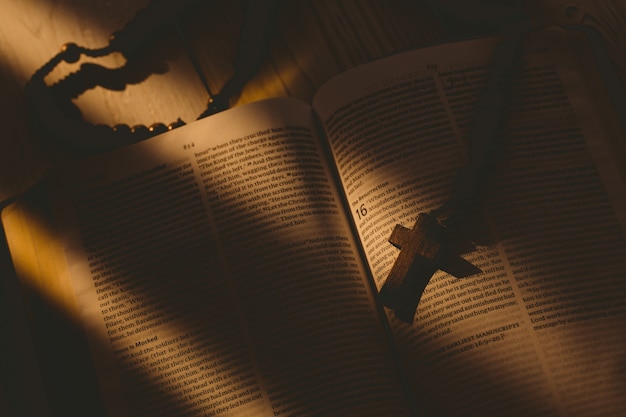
top-left (131, 124), bottom-right (150, 140)
top-left (167, 119), bottom-right (186, 130)
top-left (61, 43), bottom-right (82, 63)
top-left (148, 123), bottom-right (167, 135)
top-left (113, 124), bottom-right (131, 135)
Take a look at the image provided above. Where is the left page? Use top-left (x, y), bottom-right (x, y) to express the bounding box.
top-left (5, 98), bottom-right (413, 416)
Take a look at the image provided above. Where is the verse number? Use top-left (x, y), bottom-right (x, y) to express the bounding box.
top-left (355, 204), bottom-right (368, 220)
top-left (183, 142), bottom-right (195, 150)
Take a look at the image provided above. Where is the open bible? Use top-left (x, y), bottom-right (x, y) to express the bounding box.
top-left (3, 27), bottom-right (626, 417)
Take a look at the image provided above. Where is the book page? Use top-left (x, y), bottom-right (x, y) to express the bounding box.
top-left (44, 99), bottom-right (413, 416)
top-left (313, 28), bottom-right (626, 416)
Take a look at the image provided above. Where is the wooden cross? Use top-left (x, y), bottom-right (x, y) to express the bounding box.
top-left (378, 3), bottom-right (529, 324)
top-left (379, 213), bottom-right (481, 323)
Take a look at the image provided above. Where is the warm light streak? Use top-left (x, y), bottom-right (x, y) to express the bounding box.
top-left (3, 202), bottom-right (80, 320)
top-left (0, 1), bottom-right (91, 83)
top-left (2, 200), bottom-right (257, 415)
top-left (237, 46), bottom-right (318, 106)
top-left (0, 0), bottom-right (207, 128)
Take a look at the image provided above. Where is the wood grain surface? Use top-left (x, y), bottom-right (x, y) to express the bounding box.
top-left (0, 2), bottom-right (624, 416)
top-left (0, 0), bottom-right (445, 203)
top-left (1, 0), bottom-right (623, 204)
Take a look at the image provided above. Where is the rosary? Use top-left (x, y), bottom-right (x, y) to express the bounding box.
top-left (27, 0), bottom-right (529, 324)
top-left (25, 0), bottom-right (278, 153)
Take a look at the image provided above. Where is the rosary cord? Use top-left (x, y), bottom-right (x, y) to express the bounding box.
top-left (25, 0), bottom-right (276, 153)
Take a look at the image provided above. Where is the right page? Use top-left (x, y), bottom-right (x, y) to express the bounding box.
top-left (313, 28), bottom-right (626, 416)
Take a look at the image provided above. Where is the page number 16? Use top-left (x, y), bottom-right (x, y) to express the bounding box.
top-left (355, 204), bottom-right (368, 220)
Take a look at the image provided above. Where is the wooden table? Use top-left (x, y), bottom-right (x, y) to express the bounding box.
top-left (0, 0), bottom-right (446, 205)
top-left (0, 1), bottom-right (624, 416)
top-left (0, 0), bottom-right (624, 204)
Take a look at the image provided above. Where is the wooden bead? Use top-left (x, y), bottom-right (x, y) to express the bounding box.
top-left (61, 43), bottom-right (81, 63)
top-left (148, 123), bottom-right (167, 135)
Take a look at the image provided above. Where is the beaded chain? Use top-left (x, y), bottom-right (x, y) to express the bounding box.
top-left (25, 0), bottom-right (277, 153)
